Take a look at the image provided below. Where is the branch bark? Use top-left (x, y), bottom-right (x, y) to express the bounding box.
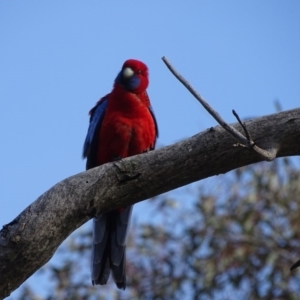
top-left (1, 108), bottom-right (300, 298)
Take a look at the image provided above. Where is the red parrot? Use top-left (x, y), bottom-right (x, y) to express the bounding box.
top-left (83, 59), bottom-right (158, 289)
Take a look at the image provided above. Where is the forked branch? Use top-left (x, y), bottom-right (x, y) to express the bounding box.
top-left (162, 56), bottom-right (278, 161)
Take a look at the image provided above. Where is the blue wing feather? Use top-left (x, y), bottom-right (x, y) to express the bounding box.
top-left (148, 105), bottom-right (159, 149)
top-left (83, 97), bottom-right (108, 159)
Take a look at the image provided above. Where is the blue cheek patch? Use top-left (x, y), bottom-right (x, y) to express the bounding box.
top-left (127, 76), bottom-right (141, 90)
top-left (115, 72), bottom-right (141, 91)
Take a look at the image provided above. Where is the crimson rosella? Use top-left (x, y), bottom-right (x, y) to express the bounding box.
top-left (83, 59), bottom-right (158, 289)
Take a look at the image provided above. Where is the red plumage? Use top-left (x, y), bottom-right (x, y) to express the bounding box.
top-left (83, 59), bottom-right (158, 289)
top-left (97, 85), bottom-right (156, 164)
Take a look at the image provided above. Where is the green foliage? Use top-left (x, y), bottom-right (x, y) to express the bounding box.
top-left (18, 159), bottom-right (300, 299)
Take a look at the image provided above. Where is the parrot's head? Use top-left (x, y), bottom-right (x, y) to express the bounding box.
top-left (115, 59), bottom-right (149, 94)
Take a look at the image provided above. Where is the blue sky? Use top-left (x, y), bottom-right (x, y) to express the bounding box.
top-left (1, 1), bottom-right (300, 298)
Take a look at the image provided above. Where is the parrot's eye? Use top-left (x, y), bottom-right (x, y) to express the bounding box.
top-left (137, 70), bottom-right (142, 74)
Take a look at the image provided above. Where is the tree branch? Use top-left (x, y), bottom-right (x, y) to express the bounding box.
top-left (162, 56), bottom-right (278, 161)
top-left (1, 108), bottom-right (300, 298)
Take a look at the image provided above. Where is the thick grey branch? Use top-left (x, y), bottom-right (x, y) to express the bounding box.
top-left (1, 108), bottom-right (300, 298)
top-left (162, 56), bottom-right (278, 161)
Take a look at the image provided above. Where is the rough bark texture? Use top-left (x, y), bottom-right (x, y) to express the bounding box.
top-left (0, 108), bottom-right (300, 298)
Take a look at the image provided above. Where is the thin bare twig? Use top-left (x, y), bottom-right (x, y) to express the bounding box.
top-left (162, 56), bottom-right (278, 161)
top-left (232, 109), bottom-right (251, 141)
